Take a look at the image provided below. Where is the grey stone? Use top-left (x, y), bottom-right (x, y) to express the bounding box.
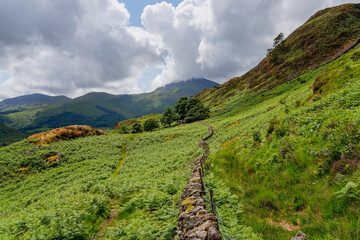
top-left (208, 226), bottom-right (221, 240)
top-left (291, 231), bottom-right (307, 240)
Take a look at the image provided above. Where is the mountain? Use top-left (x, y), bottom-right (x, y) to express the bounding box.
top-left (1, 4), bottom-right (359, 240)
top-left (0, 78), bottom-right (219, 132)
top-left (0, 93), bottom-right (70, 108)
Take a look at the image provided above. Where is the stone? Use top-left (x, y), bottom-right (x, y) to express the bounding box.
top-left (195, 230), bottom-right (207, 239)
top-left (291, 231), bottom-right (307, 240)
top-left (196, 209), bottom-right (208, 216)
top-left (185, 232), bottom-right (197, 238)
top-left (208, 226), bottom-right (221, 240)
top-left (190, 206), bottom-right (204, 214)
top-left (197, 220), bottom-right (218, 231)
top-left (193, 198), bottom-right (206, 207)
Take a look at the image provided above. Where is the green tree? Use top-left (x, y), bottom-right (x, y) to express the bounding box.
top-left (131, 122), bottom-right (143, 133)
top-left (174, 97), bottom-right (188, 121)
top-left (186, 97), bottom-right (201, 112)
top-left (184, 101), bottom-right (210, 123)
top-left (143, 119), bottom-right (159, 132)
top-left (119, 126), bottom-right (129, 134)
top-left (273, 33), bottom-right (284, 47)
top-left (160, 106), bottom-right (177, 126)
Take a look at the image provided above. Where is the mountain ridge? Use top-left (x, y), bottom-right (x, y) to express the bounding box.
top-left (0, 78), bottom-right (219, 133)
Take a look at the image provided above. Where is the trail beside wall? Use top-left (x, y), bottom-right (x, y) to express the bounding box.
top-left (175, 122), bottom-right (221, 240)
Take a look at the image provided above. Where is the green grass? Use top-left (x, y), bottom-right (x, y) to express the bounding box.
top-left (201, 45), bottom-right (360, 239)
top-left (1, 6), bottom-right (360, 239)
top-left (0, 122), bottom-right (212, 239)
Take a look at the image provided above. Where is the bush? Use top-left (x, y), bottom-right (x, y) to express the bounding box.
top-left (160, 106), bottom-right (177, 126)
top-left (351, 51), bottom-right (360, 61)
top-left (143, 119), bottom-right (159, 132)
top-left (252, 131), bottom-right (261, 142)
top-left (119, 126), bottom-right (129, 134)
top-left (174, 97), bottom-right (210, 123)
top-left (131, 123), bottom-right (143, 134)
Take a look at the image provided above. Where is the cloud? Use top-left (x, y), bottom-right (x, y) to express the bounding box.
top-left (0, 0), bottom-right (356, 99)
top-left (142, 0), bottom-right (356, 88)
top-left (0, 0), bottom-right (166, 99)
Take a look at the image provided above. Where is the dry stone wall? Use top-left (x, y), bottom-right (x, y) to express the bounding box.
top-left (175, 122), bottom-right (221, 240)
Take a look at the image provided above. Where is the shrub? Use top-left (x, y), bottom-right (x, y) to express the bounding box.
top-left (252, 131), bottom-right (261, 143)
top-left (160, 106), bottom-right (177, 126)
top-left (131, 123), bottom-right (143, 134)
top-left (143, 119), bottom-right (159, 132)
top-left (351, 51), bottom-right (360, 61)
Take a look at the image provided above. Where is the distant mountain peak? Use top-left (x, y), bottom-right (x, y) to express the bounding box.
top-left (154, 78), bottom-right (219, 92)
top-left (0, 93), bottom-right (71, 107)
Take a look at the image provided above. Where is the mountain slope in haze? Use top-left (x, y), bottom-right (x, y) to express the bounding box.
top-left (0, 93), bottom-right (70, 108)
top-left (1, 78), bottom-right (219, 132)
top-left (0, 123), bottom-right (26, 146)
top-left (1, 4), bottom-right (360, 240)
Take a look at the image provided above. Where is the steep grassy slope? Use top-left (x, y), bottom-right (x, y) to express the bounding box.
top-left (190, 4), bottom-right (360, 238)
top-left (197, 4), bottom-right (360, 113)
top-left (202, 44), bottom-right (360, 239)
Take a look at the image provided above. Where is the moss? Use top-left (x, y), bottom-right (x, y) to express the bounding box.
top-left (181, 198), bottom-right (195, 206)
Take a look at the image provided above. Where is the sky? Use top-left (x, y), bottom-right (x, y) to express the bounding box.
top-left (0, 0), bottom-right (358, 100)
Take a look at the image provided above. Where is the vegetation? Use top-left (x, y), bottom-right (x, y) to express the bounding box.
top-left (160, 106), bottom-right (177, 126)
top-left (131, 122), bottom-right (143, 134)
top-left (0, 123), bottom-right (26, 146)
top-left (0, 3), bottom-right (359, 240)
top-left (0, 79), bottom-right (218, 133)
top-left (174, 97), bottom-right (210, 123)
top-left (0, 122), bottom-right (210, 239)
top-left (143, 118), bottom-right (160, 132)
top-left (200, 43), bottom-right (360, 239)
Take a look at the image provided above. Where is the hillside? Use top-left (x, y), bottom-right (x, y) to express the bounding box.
top-left (0, 3), bottom-right (359, 240)
top-left (0, 78), bottom-right (218, 133)
top-left (197, 3), bottom-right (360, 112)
top-left (0, 93), bottom-right (70, 108)
top-left (0, 123), bottom-right (26, 146)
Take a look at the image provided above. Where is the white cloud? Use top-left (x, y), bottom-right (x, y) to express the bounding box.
top-left (0, 0), bottom-right (166, 99)
top-left (142, 0), bottom-right (357, 89)
top-left (0, 0), bottom-right (357, 99)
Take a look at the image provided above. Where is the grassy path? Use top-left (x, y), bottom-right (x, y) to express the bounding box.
top-left (113, 144), bottom-right (126, 176)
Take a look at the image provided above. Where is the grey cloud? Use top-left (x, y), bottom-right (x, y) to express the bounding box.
top-left (0, 0), bottom-right (166, 99)
top-left (142, 0), bottom-right (357, 88)
top-left (0, 0), bottom-right (356, 100)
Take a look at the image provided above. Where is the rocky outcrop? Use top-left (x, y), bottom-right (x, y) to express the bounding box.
top-left (176, 122), bottom-right (220, 240)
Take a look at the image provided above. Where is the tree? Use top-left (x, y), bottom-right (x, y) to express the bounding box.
top-left (119, 126), bottom-right (129, 134)
top-left (273, 33), bottom-right (284, 48)
top-left (267, 32), bottom-right (285, 56)
top-left (160, 106), bottom-right (177, 126)
top-left (173, 96), bottom-right (210, 124)
top-left (174, 97), bottom-right (188, 121)
top-left (184, 101), bottom-right (210, 123)
top-left (143, 119), bottom-right (159, 132)
top-left (186, 97), bottom-right (201, 112)
top-left (131, 122), bottom-right (143, 133)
